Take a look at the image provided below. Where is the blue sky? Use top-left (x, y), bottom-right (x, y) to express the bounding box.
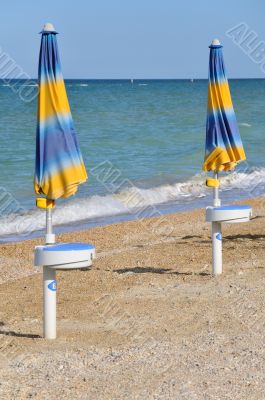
top-left (1, 0), bottom-right (264, 78)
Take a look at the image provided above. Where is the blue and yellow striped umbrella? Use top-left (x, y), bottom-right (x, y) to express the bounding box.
top-left (34, 24), bottom-right (87, 200)
top-left (203, 40), bottom-right (246, 172)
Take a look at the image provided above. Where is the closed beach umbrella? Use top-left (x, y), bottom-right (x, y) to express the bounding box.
top-left (203, 40), bottom-right (252, 277)
top-left (203, 39), bottom-right (246, 173)
top-left (34, 23), bottom-right (87, 201)
top-left (33, 23), bottom-right (93, 340)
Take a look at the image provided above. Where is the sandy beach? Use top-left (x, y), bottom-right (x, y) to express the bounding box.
top-left (1, 197), bottom-right (265, 399)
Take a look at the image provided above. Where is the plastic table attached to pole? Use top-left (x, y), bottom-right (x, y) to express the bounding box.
top-left (206, 205), bottom-right (252, 275)
top-left (34, 198), bottom-right (96, 339)
top-left (35, 242), bottom-right (96, 339)
top-left (205, 176), bottom-right (252, 276)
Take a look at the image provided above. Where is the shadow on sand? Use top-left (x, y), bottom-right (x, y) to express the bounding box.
top-left (114, 267), bottom-right (210, 276)
top-left (0, 325), bottom-right (41, 339)
top-left (224, 234), bottom-right (265, 241)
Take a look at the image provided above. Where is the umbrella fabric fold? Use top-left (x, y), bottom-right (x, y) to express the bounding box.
top-left (34, 29), bottom-right (87, 200)
top-left (203, 42), bottom-right (246, 172)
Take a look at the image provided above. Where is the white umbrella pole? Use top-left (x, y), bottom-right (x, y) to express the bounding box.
top-left (44, 207), bottom-right (56, 339)
top-left (212, 221), bottom-right (222, 275)
top-left (213, 172), bottom-right (220, 207)
top-left (45, 208), bottom-right (55, 244)
top-left (43, 266), bottom-right (56, 339)
top-left (212, 172), bottom-right (222, 275)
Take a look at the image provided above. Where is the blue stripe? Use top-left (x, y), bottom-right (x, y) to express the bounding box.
top-left (38, 34), bottom-right (63, 83)
top-left (38, 113), bottom-right (74, 137)
top-left (42, 152), bottom-right (84, 179)
top-left (208, 47), bottom-right (227, 84)
top-left (35, 113), bottom-right (83, 181)
top-left (206, 110), bottom-right (242, 149)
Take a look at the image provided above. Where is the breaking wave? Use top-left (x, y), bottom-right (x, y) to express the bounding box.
top-left (0, 167), bottom-right (264, 239)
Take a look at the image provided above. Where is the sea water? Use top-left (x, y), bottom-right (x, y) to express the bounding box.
top-left (0, 79), bottom-right (264, 241)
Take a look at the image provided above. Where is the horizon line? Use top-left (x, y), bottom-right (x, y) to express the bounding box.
top-left (0, 77), bottom-right (265, 81)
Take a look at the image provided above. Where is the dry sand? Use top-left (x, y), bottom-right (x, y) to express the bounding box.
top-left (1, 198), bottom-right (265, 399)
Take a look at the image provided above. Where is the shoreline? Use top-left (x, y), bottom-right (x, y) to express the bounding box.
top-left (0, 188), bottom-right (259, 244)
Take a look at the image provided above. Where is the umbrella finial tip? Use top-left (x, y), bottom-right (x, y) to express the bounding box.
top-left (211, 38), bottom-right (221, 46)
top-left (43, 22), bottom-right (56, 32)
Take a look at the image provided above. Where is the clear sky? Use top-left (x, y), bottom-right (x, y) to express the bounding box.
top-left (1, 0), bottom-right (265, 79)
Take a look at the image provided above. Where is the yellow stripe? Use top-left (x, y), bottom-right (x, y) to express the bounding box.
top-left (36, 197), bottom-right (55, 209)
top-left (207, 81), bottom-right (233, 111)
top-left (203, 146), bottom-right (246, 172)
top-left (206, 178), bottom-right (220, 187)
top-left (38, 79), bottom-right (70, 121)
top-left (35, 162), bottom-right (87, 200)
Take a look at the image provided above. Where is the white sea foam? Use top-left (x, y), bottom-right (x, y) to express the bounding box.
top-left (79, 84), bottom-right (88, 87)
top-left (239, 122), bottom-right (251, 127)
top-left (0, 168), bottom-right (264, 238)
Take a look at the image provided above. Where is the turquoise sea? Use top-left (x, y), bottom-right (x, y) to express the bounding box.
top-left (0, 79), bottom-right (264, 241)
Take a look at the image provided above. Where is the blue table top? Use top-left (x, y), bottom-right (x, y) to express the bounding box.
top-left (42, 243), bottom-right (95, 252)
top-left (213, 205), bottom-right (251, 211)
